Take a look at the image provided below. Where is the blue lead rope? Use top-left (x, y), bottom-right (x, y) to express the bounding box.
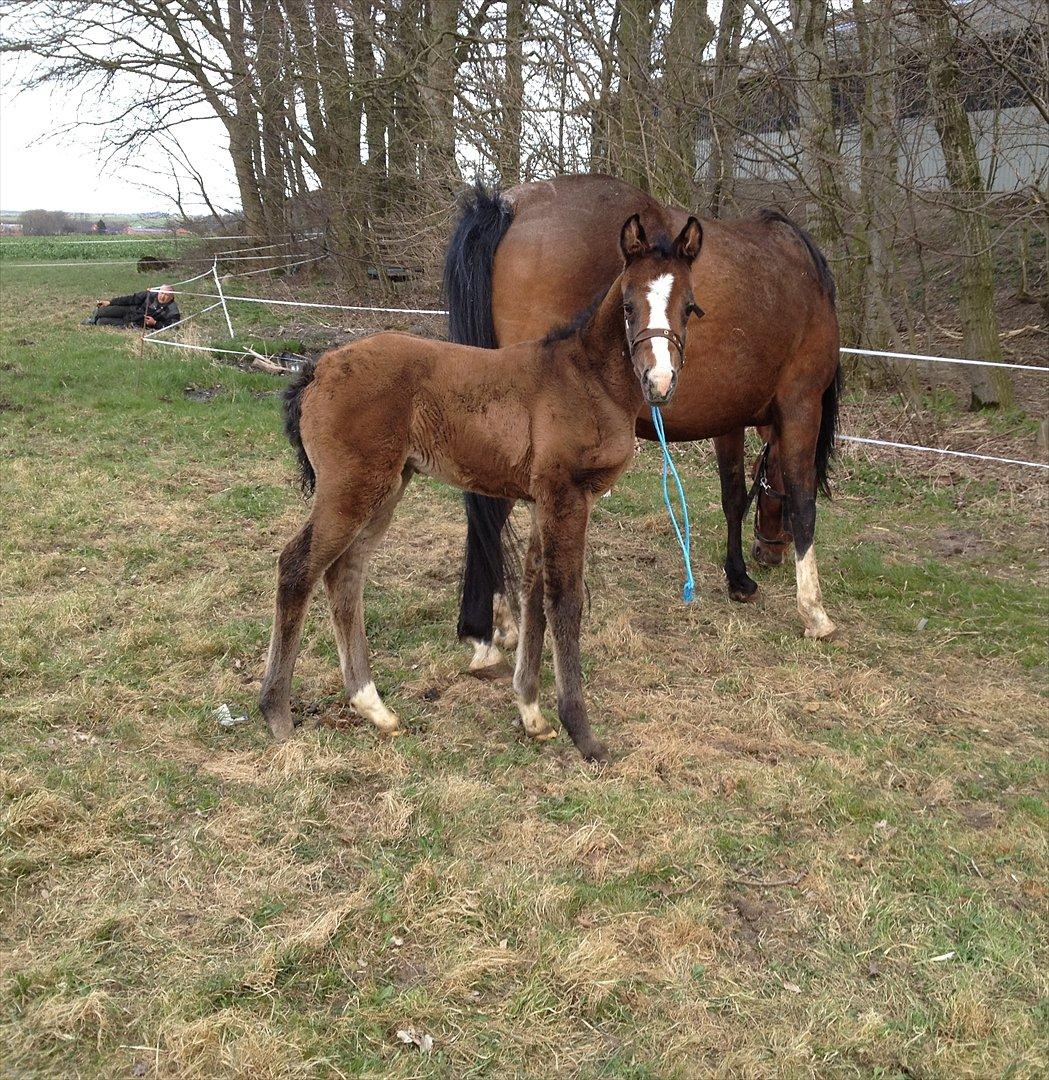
top-left (650, 406), bottom-right (695, 603)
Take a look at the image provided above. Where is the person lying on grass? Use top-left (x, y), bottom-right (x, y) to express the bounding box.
top-left (86, 285), bottom-right (180, 329)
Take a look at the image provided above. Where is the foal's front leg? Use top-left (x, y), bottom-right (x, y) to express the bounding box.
top-left (512, 519), bottom-right (556, 742)
top-left (537, 491), bottom-right (607, 762)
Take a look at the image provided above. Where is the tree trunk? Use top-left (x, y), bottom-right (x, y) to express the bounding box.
top-left (705, 0), bottom-right (744, 218)
top-left (789, 0), bottom-right (863, 344)
top-left (616, 0), bottom-right (657, 192)
top-left (419, 0), bottom-right (461, 198)
top-left (658, 0), bottom-right (714, 207)
top-left (913, 0), bottom-right (1012, 408)
top-left (499, 0), bottom-right (525, 185)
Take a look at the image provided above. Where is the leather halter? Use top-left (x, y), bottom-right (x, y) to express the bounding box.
top-left (629, 327), bottom-right (687, 367)
top-left (745, 442), bottom-right (790, 548)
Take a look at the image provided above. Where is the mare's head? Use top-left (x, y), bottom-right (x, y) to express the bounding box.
top-left (618, 214), bottom-right (703, 406)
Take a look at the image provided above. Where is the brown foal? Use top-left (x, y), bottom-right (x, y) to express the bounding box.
top-left (260, 215), bottom-right (704, 761)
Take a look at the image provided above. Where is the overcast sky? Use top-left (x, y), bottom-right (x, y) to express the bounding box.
top-left (0, 82), bottom-right (241, 215)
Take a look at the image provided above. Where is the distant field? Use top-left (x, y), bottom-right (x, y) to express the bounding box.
top-left (0, 234), bottom-right (204, 264)
top-left (1, 260), bottom-right (1046, 1078)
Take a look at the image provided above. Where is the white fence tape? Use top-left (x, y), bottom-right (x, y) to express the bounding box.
top-left (0, 233), bottom-right (261, 246)
top-left (841, 346), bottom-right (1048, 374)
top-left (837, 435), bottom-right (1049, 471)
top-left (169, 291), bottom-right (447, 316)
top-left (142, 301), bottom-right (225, 341)
top-left (129, 253), bottom-right (1049, 474)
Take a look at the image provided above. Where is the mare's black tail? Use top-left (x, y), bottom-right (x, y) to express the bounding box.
top-left (281, 362), bottom-right (317, 495)
top-left (815, 363), bottom-right (841, 497)
top-left (443, 181), bottom-right (514, 348)
top-left (443, 183), bottom-right (518, 643)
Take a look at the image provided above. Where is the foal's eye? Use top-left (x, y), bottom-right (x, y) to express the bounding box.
top-left (623, 303), bottom-right (635, 319)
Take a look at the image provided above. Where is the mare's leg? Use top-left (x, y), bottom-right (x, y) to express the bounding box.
top-left (324, 471), bottom-right (412, 734)
top-left (512, 518), bottom-right (556, 741)
top-left (492, 591), bottom-right (518, 651)
top-left (260, 470), bottom-right (402, 739)
top-left (751, 427), bottom-right (791, 568)
top-left (537, 490), bottom-right (606, 762)
top-left (714, 429), bottom-right (758, 601)
top-left (778, 402), bottom-right (836, 639)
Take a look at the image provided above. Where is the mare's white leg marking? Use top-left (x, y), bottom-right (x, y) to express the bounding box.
top-left (492, 592), bottom-right (518, 650)
top-left (795, 547), bottom-right (836, 639)
top-left (469, 639), bottom-right (504, 671)
top-left (350, 681), bottom-right (401, 733)
top-left (644, 273), bottom-right (676, 397)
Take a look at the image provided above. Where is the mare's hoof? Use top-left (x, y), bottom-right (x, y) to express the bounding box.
top-left (469, 659), bottom-right (513, 682)
top-left (729, 579), bottom-right (759, 603)
top-left (804, 621), bottom-right (838, 641)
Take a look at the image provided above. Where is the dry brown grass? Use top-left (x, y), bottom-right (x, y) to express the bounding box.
top-left (1, 264), bottom-right (1047, 1077)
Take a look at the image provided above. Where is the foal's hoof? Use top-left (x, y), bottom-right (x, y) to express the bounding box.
top-left (804, 619), bottom-right (838, 641)
top-left (579, 739), bottom-right (610, 764)
top-left (517, 702), bottom-right (558, 742)
top-left (266, 714), bottom-right (294, 741)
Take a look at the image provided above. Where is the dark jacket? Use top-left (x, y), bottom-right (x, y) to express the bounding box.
top-left (107, 290), bottom-right (181, 329)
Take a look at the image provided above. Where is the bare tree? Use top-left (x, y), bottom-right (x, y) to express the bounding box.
top-left (912, 0), bottom-right (1014, 407)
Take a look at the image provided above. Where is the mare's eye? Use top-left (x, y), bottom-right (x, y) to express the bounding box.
top-left (623, 302), bottom-right (635, 319)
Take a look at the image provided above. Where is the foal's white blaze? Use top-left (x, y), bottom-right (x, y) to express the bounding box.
top-left (644, 273), bottom-right (676, 397)
top-left (350, 680), bottom-right (401, 732)
top-left (794, 547), bottom-right (837, 639)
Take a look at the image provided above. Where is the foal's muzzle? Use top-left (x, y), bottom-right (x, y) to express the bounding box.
top-left (630, 327), bottom-right (685, 407)
top-left (643, 368), bottom-right (677, 405)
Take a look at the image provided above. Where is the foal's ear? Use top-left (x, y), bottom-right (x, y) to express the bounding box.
top-left (619, 214), bottom-right (649, 262)
top-left (673, 217), bottom-right (703, 263)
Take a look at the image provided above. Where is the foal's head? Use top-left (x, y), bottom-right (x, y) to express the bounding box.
top-left (619, 215), bottom-right (704, 406)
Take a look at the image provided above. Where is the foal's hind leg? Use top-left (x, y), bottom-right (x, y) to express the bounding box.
top-left (778, 403), bottom-right (836, 639)
top-left (324, 472), bottom-right (412, 734)
top-left (260, 505), bottom-right (371, 740)
top-left (512, 518), bottom-right (556, 742)
top-left (714, 430), bottom-right (758, 602)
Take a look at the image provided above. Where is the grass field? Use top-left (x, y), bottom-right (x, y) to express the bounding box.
top-left (0, 235), bottom-right (198, 265)
top-left (1, 257), bottom-right (1047, 1078)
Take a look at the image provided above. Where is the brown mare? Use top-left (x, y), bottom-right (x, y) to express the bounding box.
top-left (446, 175), bottom-right (841, 676)
top-left (261, 215), bottom-right (705, 761)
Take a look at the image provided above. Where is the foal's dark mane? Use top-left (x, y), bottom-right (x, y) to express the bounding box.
top-left (541, 293), bottom-right (603, 346)
top-left (540, 234), bottom-right (681, 349)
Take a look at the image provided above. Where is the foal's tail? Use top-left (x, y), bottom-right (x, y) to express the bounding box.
top-left (442, 181), bottom-right (515, 348)
top-left (281, 362), bottom-right (317, 495)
